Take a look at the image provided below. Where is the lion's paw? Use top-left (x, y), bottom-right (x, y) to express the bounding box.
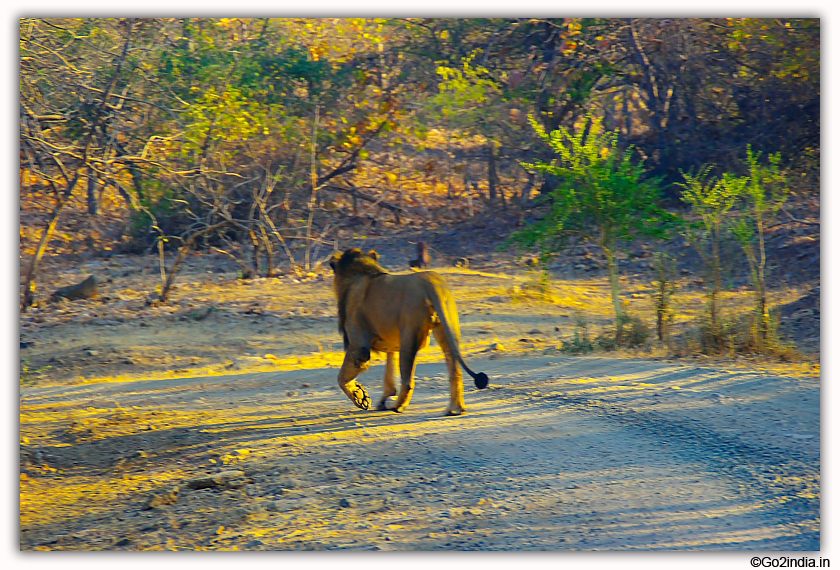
top-left (351, 387), bottom-right (371, 410)
top-left (377, 396), bottom-right (396, 411)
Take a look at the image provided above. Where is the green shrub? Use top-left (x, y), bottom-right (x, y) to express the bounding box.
top-left (620, 314), bottom-right (651, 348)
top-left (560, 314), bottom-right (650, 353)
top-left (560, 318), bottom-right (595, 354)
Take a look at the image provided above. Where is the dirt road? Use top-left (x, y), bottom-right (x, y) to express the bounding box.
top-left (19, 354), bottom-right (819, 551)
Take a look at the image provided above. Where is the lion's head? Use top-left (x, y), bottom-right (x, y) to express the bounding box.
top-left (329, 248), bottom-right (387, 348)
top-left (329, 248), bottom-right (386, 279)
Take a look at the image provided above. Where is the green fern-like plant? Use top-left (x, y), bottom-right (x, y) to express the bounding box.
top-left (509, 113), bottom-right (674, 339)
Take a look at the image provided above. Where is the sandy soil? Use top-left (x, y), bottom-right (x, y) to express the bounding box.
top-left (19, 250), bottom-right (820, 551)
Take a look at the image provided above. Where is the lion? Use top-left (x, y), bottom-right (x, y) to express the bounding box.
top-left (328, 248), bottom-right (489, 416)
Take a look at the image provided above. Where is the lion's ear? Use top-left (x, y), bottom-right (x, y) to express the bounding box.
top-left (329, 253), bottom-right (340, 271)
top-left (368, 250), bottom-right (379, 261)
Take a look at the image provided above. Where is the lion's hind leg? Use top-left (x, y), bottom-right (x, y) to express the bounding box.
top-left (377, 352), bottom-right (398, 411)
top-left (337, 351), bottom-right (372, 410)
top-left (432, 326), bottom-right (466, 416)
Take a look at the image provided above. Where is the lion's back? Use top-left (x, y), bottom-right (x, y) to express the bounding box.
top-left (379, 270), bottom-right (452, 299)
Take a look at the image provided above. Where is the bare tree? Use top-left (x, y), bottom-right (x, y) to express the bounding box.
top-left (20, 18), bottom-right (158, 310)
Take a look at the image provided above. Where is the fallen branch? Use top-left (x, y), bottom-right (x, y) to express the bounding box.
top-left (49, 275), bottom-right (100, 302)
top-left (771, 204), bottom-right (820, 229)
top-left (764, 203), bottom-right (820, 232)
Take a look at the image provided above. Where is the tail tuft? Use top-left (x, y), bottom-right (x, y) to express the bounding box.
top-left (473, 372), bottom-right (489, 390)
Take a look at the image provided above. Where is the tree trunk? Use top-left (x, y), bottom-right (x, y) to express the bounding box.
top-left (247, 228), bottom-right (261, 278)
top-left (656, 303), bottom-right (665, 342)
top-left (471, 181), bottom-right (483, 201)
top-left (743, 241), bottom-right (766, 351)
top-left (520, 171), bottom-right (535, 204)
top-left (20, 171), bottom-right (82, 311)
top-left (602, 242), bottom-right (624, 338)
top-left (157, 220), bottom-right (229, 303)
top-left (756, 283), bottom-right (767, 349)
top-left (20, 200), bottom-right (70, 311)
top-left (627, 19), bottom-right (665, 136)
top-left (487, 144), bottom-right (498, 203)
top-left (709, 223), bottom-right (722, 342)
top-left (624, 87), bottom-right (632, 136)
top-left (740, 216), bottom-right (770, 351)
top-left (256, 199), bottom-right (302, 278)
top-left (130, 165), bottom-right (144, 202)
top-left (755, 219), bottom-right (769, 348)
top-left (259, 225), bottom-right (274, 277)
top-left (304, 104), bottom-right (319, 271)
top-left (87, 174), bottom-right (99, 216)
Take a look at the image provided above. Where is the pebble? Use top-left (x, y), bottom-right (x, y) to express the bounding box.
top-left (142, 486), bottom-right (179, 510)
top-left (186, 470), bottom-right (246, 490)
top-left (324, 467), bottom-right (343, 481)
top-left (339, 498), bottom-right (358, 509)
top-left (275, 477), bottom-right (305, 489)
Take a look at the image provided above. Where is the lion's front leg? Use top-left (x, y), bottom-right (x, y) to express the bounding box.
top-left (377, 352), bottom-right (398, 411)
top-left (337, 350), bottom-right (372, 410)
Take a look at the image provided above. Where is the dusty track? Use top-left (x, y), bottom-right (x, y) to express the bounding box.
top-left (19, 355), bottom-right (819, 551)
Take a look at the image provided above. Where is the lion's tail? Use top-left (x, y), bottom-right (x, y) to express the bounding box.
top-left (424, 281), bottom-right (489, 390)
